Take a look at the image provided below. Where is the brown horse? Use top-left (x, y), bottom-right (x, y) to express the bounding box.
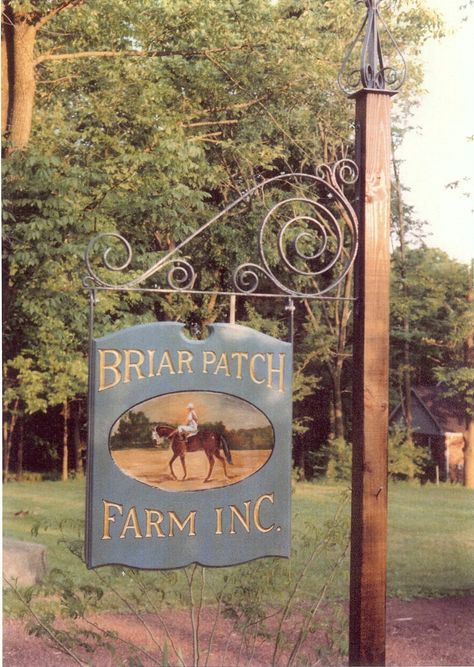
top-left (154, 423), bottom-right (232, 483)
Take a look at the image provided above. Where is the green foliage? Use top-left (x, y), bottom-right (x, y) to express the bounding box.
top-left (435, 367), bottom-right (474, 419)
top-left (110, 411), bottom-right (154, 450)
top-left (390, 247), bottom-right (471, 389)
top-left (388, 422), bottom-right (431, 481)
top-left (3, 0), bottom-right (449, 478)
top-left (321, 438), bottom-right (352, 482)
top-left (225, 425), bottom-right (273, 450)
top-left (317, 425), bottom-right (431, 482)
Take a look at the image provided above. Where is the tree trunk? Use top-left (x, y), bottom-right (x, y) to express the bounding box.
top-left (464, 419), bottom-right (474, 489)
top-left (3, 415), bottom-right (13, 482)
top-left (3, 399), bottom-right (20, 482)
top-left (331, 361), bottom-right (345, 440)
top-left (294, 437), bottom-right (307, 480)
top-left (328, 398), bottom-right (336, 442)
top-left (403, 319), bottom-right (413, 430)
top-left (73, 401), bottom-right (84, 476)
top-left (322, 274), bottom-right (352, 443)
top-left (62, 399), bottom-right (69, 481)
top-left (2, 10), bottom-right (37, 151)
top-left (1, 11), bottom-right (12, 134)
top-left (464, 262), bottom-right (474, 488)
top-left (16, 418), bottom-right (24, 481)
top-left (392, 150), bottom-right (415, 480)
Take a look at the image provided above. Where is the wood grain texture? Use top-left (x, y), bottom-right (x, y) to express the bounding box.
top-left (350, 91), bottom-right (393, 666)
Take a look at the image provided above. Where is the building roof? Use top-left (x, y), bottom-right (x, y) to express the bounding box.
top-left (391, 385), bottom-right (466, 436)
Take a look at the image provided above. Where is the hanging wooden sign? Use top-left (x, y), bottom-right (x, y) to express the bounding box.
top-left (85, 321), bottom-right (292, 569)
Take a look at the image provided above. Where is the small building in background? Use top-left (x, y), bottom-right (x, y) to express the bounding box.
top-left (390, 385), bottom-right (466, 483)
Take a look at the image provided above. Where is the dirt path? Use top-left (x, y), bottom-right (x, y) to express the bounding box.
top-left (111, 448), bottom-right (271, 491)
top-left (4, 596), bottom-right (474, 666)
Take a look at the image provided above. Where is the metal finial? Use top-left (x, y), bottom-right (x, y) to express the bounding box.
top-left (338, 0), bottom-right (406, 96)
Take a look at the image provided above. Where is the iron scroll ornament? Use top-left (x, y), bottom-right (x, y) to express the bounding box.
top-left (338, 0), bottom-right (406, 95)
top-left (83, 160), bottom-right (359, 301)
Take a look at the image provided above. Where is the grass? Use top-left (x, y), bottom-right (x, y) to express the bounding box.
top-left (3, 478), bottom-right (473, 619)
top-left (387, 482), bottom-right (474, 598)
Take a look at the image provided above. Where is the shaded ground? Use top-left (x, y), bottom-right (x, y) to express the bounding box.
top-left (4, 596), bottom-right (474, 666)
top-left (111, 448), bottom-right (271, 491)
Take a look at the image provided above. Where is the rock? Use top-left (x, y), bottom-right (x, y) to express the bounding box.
top-left (3, 539), bottom-right (48, 588)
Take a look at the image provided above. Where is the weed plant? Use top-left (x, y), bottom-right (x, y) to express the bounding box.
top-left (4, 479), bottom-right (351, 666)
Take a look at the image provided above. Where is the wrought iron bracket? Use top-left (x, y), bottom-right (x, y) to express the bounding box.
top-left (83, 160), bottom-right (359, 302)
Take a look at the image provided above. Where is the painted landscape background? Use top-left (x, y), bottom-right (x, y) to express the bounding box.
top-left (109, 392), bottom-right (273, 489)
top-left (110, 411), bottom-right (273, 452)
top-left (110, 391), bottom-right (274, 452)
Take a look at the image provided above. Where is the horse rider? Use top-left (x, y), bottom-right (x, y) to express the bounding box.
top-left (170, 403), bottom-right (198, 440)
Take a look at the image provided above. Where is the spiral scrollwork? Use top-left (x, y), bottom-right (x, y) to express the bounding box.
top-left (231, 165), bottom-right (358, 298)
top-left (84, 231), bottom-right (196, 291)
top-left (291, 223), bottom-right (328, 263)
top-left (84, 233), bottom-right (133, 288)
top-left (84, 162), bottom-right (358, 300)
top-left (234, 184), bottom-right (355, 298)
top-left (317, 159), bottom-right (359, 189)
top-left (165, 260), bottom-right (196, 291)
top-left (233, 264), bottom-right (269, 294)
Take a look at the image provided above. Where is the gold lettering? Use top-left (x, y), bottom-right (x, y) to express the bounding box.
top-left (231, 352), bottom-right (248, 379)
top-left (98, 349), bottom-right (122, 391)
top-left (267, 353), bottom-right (285, 392)
top-left (168, 511), bottom-right (197, 537)
top-left (145, 509), bottom-right (165, 538)
top-left (124, 349), bottom-right (145, 384)
top-left (102, 500), bottom-right (123, 539)
top-left (156, 350), bottom-right (176, 376)
top-left (230, 501), bottom-right (251, 534)
top-left (177, 350), bottom-right (194, 374)
top-left (119, 506), bottom-right (143, 539)
top-left (147, 350), bottom-right (155, 377)
top-left (214, 352), bottom-right (231, 377)
top-left (202, 351), bottom-right (216, 374)
top-left (215, 507), bottom-right (224, 535)
top-left (253, 494), bottom-right (275, 533)
top-left (249, 353), bottom-right (266, 385)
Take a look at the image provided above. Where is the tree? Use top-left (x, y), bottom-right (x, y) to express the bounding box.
top-left (2, 0), bottom-right (268, 152)
top-left (2, 0), bottom-right (444, 477)
top-left (110, 411), bottom-right (153, 450)
top-left (390, 139), bottom-right (429, 477)
top-left (435, 261), bottom-right (474, 488)
top-left (390, 246), bottom-right (471, 480)
top-left (391, 247), bottom-right (470, 388)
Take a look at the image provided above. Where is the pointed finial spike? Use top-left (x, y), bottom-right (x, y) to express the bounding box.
top-left (338, 0), bottom-right (406, 96)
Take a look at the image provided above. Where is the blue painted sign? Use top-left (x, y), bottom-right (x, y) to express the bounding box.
top-left (86, 322), bottom-right (292, 569)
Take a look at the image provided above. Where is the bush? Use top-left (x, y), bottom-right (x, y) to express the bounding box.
top-left (319, 425), bottom-right (430, 482)
top-left (388, 422), bottom-right (430, 481)
top-left (324, 438), bottom-right (352, 482)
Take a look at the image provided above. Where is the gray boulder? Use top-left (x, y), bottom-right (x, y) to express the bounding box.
top-left (3, 538), bottom-right (48, 588)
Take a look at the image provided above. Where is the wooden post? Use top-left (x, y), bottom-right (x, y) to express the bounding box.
top-left (350, 89), bottom-right (393, 666)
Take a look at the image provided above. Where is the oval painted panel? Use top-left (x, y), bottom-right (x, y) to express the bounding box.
top-left (109, 391), bottom-right (274, 491)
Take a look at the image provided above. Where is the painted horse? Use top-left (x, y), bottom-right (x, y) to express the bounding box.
top-left (153, 423), bottom-right (232, 483)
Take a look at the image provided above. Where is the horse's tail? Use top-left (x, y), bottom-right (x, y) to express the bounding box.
top-left (220, 434), bottom-right (232, 464)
